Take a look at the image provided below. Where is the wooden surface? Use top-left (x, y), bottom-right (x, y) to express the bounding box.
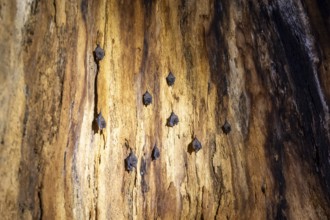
top-left (0, 0), bottom-right (330, 219)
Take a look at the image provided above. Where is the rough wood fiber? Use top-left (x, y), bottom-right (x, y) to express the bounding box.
top-left (0, 0), bottom-right (330, 219)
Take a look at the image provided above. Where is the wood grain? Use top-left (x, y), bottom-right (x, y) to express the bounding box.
top-left (0, 0), bottom-right (329, 219)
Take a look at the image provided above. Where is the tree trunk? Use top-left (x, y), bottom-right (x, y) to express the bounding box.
top-left (1, 0), bottom-right (330, 219)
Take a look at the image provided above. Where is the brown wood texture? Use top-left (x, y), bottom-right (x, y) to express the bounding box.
top-left (1, 0), bottom-right (330, 219)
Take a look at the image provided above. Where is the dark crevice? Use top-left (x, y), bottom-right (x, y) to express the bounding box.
top-left (143, 0), bottom-right (153, 18)
top-left (80, 0), bottom-right (88, 22)
top-left (140, 36), bottom-right (149, 76)
top-left (206, 0), bottom-right (229, 131)
top-left (140, 0), bottom-right (152, 81)
top-left (53, 0), bottom-right (56, 24)
top-left (37, 190), bottom-right (43, 220)
top-left (22, 107), bottom-right (29, 138)
top-left (179, 0), bottom-right (195, 83)
top-left (92, 63), bottom-right (100, 134)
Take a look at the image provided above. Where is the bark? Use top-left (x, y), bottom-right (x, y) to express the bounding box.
top-left (0, 0), bottom-right (330, 219)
